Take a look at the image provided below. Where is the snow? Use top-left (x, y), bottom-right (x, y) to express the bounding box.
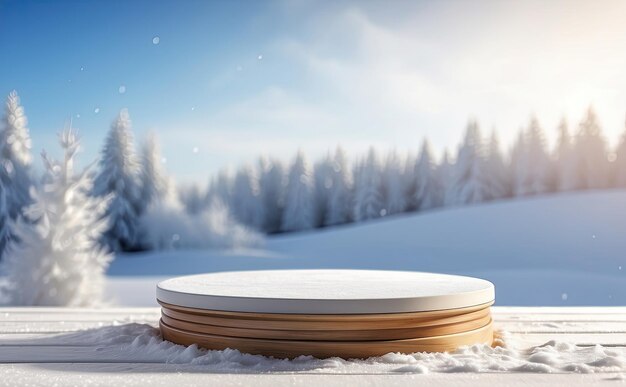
top-left (25, 322), bottom-right (626, 374)
top-left (108, 190), bottom-right (626, 306)
top-left (156, 270), bottom-right (494, 313)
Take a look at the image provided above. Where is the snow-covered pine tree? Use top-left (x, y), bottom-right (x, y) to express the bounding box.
top-left (136, 133), bottom-right (176, 249)
top-left (510, 130), bottom-right (525, 196)
top-left (281, 151), bottom-right (315, 232)
top-left (573, 108), bottom-right (609, 190)
top-left (324, 146), bottom-right (352, 227)
top-left (258, 157), bottom-right (285, 233)
top-left (414, 139), bottom-right (443, 210)
top-left (353, 147), bottom-right (384, 221)
top-left (484, 131), bottom-right (510, 200)
top-left (0, 184), bottom-right (9, 258)
top-left (514, 118), bottom-right (552, 196)
top-left (138, 133), bottom-right (172, 211)
top-left (231, 165), bottom-right (261, 229)
top-left (206, 170), bottom-right (232, 206)
top-left (438, 149), bottom-right (454, 206)
top-left (93, 109), bottom-right (142, 252)
top-left (0, 129), bottom-right (112, 306)
top-left (403, 151), bottom-right (418, 211)
top-left (447, 121), bottom-right (490, 205)
top-left (615, 126), bottom-right (626, 188)
top-left (554, 119), bottom-right (579, 191)
top-left (313, 154), bottom-right (334, 227)
top-left (179, 184), bottom-right (206, 214)
top-left (0, 91), bottom-right (33, 258)
top-left (381, 149), bottom-right (407, 215)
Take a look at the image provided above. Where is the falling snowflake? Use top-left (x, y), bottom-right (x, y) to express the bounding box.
top-left (161, 157), bottom-right (167, 164)
top-left (152, 36), bottom-right (160, 45)
top-left (76, 114), bottom-right (80, 118)
top-left (94, 107), bottom-right (100, 114)
top-left (257, 54), bottom-right (263, 60)
top-left (191, 106), bottom-right (195, 111)
top-left (192, 147), bottom-right (199, 153)
top-left (561, 293), bottom-right (568, 301)
top-left (80, 67), bottom-right (84, 71)
top-left (118, 85), bottom-right (126, 94)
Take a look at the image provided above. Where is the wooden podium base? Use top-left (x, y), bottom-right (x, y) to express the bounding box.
top-left (157, 270), bottom-right (495, 359)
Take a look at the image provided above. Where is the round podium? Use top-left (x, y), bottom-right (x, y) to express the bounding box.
top-left (157, 270), bottom-right (495, 359)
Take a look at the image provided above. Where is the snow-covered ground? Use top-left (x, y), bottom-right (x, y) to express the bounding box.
top-left (107, 190), bottom-right (626, 306)
top-left (26, 322), bottom-right (625, 375)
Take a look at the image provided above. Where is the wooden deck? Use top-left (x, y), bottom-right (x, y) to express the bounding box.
top-left (0, 307), bottom-right (624, 386)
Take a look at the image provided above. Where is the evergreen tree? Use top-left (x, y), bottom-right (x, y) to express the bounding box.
top-left (0, 129), bottom-right (112, 306)
top-left (484, 131), bottom-right (510, 200)
top-left (206, 170), bottom-right (232, 206)
top-left (414, 139), bottom-right (442, 210)
top-left (403, 151), bottom-right (418, 210)
top-left (614, 124), bottom-right (626, 188)
top-left (572, 108), bottom-right (609, 189)
top-left (514, 118), bottom-right (552, 196)
top-left (324, 146), bottom-right (352, 227)
top-left (353, 148), bottom-right (384, 221)
top-left (554, 119), bottom-right (578, 191)
top-left (447, 121), bottom-right (490, 205)
top-left (510, 130), bottom-right (525, 196)
top-left (282, 151), bottom-right (315, 232)
top-left (0, 184), bottom-right (10, 258)
top-left (231, 166), bottom-right (261, 228)
top-left (138, 133), bottom-right (171, 211)
top-left (258, 157), bottom-right (285, 233)
top-left (0, 91), bottom-right (33, 258)
top-left (312, 154), bottom-right (334, 227)
top-left (438, 149), bottom-right (454, 206)
top-left (179, 184), bottom-right (206, 214)
top-left (382, 149), bottom-right (407, 215)
top-left (93, 109), bottom-right (142, 252)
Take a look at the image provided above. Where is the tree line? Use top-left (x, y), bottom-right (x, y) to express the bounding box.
top-left (190, 110), bottom-right (626, 234)
top-left (2, 89), bottom-right (626, 262)
top-left (0, 91), bottom-right (260, 265)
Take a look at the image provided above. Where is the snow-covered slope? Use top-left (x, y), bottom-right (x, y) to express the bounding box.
top-left (108, 190), bottom-right (626, 306)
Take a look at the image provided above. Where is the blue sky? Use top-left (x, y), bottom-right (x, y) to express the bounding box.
top-left (2, 0), bottom-right (626, 182)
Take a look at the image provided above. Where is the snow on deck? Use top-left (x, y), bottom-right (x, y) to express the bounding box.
top-left (0, 307), bottom-right (625, 386)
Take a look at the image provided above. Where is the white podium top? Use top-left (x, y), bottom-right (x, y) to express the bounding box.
top-left (156, 270), bottom-right (495, 314)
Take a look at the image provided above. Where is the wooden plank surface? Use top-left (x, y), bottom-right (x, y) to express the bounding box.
top-left (0, 307), bottom-right (624, 386)
top-left (0, 364), bottom-right (625, 387)
top-left (1, 364), bottom-right (625, 387)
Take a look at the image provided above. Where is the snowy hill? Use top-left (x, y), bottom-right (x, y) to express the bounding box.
top-left (108, 190), bottom-right (626, 306)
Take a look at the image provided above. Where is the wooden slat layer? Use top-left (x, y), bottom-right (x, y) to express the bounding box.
top-left (161, 305), bottom-right (492, 330)
top-left (159, 319), bottom-right (494, 359)
top-left (160, 313), bottom-right (492, 341)
top-left (158, 300), bottom-right (494, 321)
